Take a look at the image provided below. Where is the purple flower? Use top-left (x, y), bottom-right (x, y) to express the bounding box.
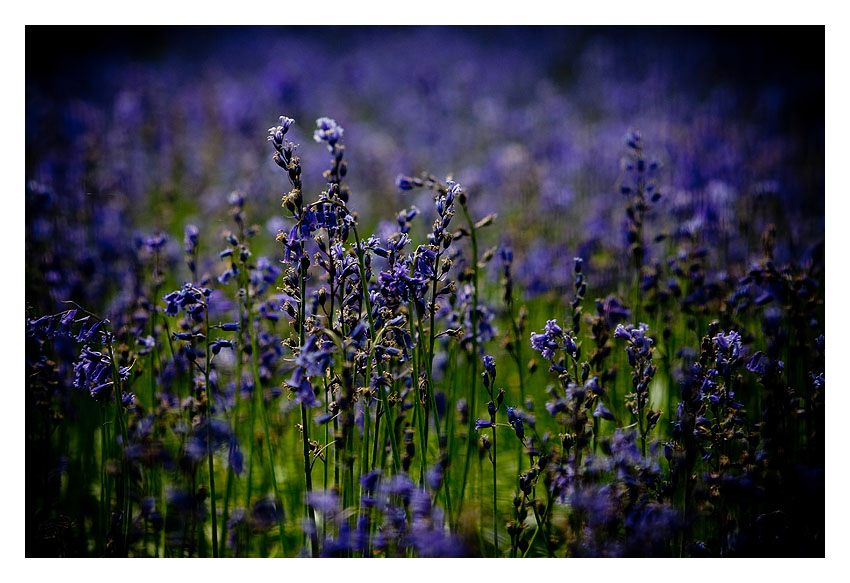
top-left (613, 324), bottom-right (632, 341)
top-left (530, 318), bottom-right (576, 361)
top-left (267, 115), bottom-right (295, 148)
top-left (250, 497), bottom-right (283, 531)
top-left (360, 470), bottom-right (382, 493)
top-left (307, 491), bottom-right (341, 515)
top-left (72, 345), bottom-right (131, 401)
top-left (313, 117), bottom-right (344, 147)
top-left (474, 419), bottom-right (494, 430)
top-left (746, 351), bottom-right (784, 378)
top-left (288, 367), bottom-right (321, 408)
top-left (714, 330), bottom-right (741, 354)
top-left (593, 402), bottom-right (615, 421)
top-left (295, 335), bottom-right (334, 378)
top-left (506, 406), bottom-right (525, 441)
top-left (396, 175), bottom-right (423, 191)
top-left (229, 436), bottom-right (244, 476)
top-left (211, 339), bottom-right (234, 354)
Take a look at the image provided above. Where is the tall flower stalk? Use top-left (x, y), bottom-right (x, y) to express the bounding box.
top-left (269, 115), bottom-right (319, 556)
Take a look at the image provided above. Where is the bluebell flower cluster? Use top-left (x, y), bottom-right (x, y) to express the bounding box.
top-left (72, 345), bottom-right (132, 402)
top-left (531, 319), bottom-right (578, 366)
top-left (613, 323), bottom-right (659, 445)
top-left (163, 283), bottom-right (211, 320)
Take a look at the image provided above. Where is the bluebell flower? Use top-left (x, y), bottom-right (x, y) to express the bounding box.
top-left (306, 491), bottom-right (341, 515)
top-left (144, 233), bottom-right (167, 252)
top-left (475, 419), bottom-right (494, 430)
top-left (360, 469), bottom-right (382, 493)
top-left (313, 117), bottom-right (344, 147)
top-left (211, 339), bottom-right (234, 354)
top-left (746, 351), bottom-right (783, 378)
top-left (228, 436), bottom-right (244, 476)
top-left (530, 318), bottom-right (576, 362)
top-left (506, 406), bottom-right (525, 441)
top-left (396, 175), bottom-right (423, 191)
top-left (714, 330), bottom-right (742, 360)
top-left (426, 461), bottom-right (445, 490)
top-left (625, 128), bottom-right (642, 150)
top-left (250, 497), bottom-right (283, 531)
top-left (295, 335), bottom-right (334, 378)
top-left (268, 115), bottom-right (295, 148)
top-left (584, 376), bottom-right (603, 395)
top-left (72, 345), bottom-right (131, 401)
top-left (185, 418), bottom-right (232, 462)
top-left (593, 402), bottom-right (615, 421)
top-left (288, 368), bottom-right (321, 408)
top-left (483, 354), bottom-right (496, 382)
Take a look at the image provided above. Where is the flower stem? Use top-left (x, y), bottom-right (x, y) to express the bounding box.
top-left (219, 292), bottom-right (245, 557)
top-left (203, 304), bottom-right (219, 557)
top-left (458, 201), bottom-right (480, 518)
top-left (491, 424), bottom-right (498, 555)
top-left (298, 264), bottom-right (319, 557)
top-left (353, 224), bottom-right (401, 473)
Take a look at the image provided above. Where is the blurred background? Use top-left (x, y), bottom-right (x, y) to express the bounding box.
top-left (26, 25), bottom-right (824, 316)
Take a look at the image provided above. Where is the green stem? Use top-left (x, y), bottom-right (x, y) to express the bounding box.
top-left (204, 305), bottom-right (219, 557)
top-left (297, 264), bottom-right (319, 557)
top-left (219, 294), bottom-right (245, 557)
top-left (99, 406), bottom-right (107, 555)
top-left (491, 425), bottom-right (498, 556)
top-left (458, 201), bottom-right (480, 517)
top-left (507, 293), bottom-right (527, 476)
top-left (409, 306), bottom-right (427, 484)
top-left (353, 225), bottom-right (401, 473)
top-left (107, 344), bottom-right (131, 557)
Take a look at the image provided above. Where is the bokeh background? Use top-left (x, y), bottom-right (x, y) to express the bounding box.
top-left (26, 26), bottom-right (824, 316)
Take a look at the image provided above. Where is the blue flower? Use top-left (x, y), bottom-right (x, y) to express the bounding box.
top-left (184, 224), bottom-right (199, 255)
top-left (295, 335), bottom-right (334, 378)
top-left (530, 318), bottom-right (576, 362)
top-left (211, 339), bottom-right (234, 354)
top-left (288, 368), bottom-right (321, 408)
top-left (360, 469), bottom-right (382, 493)
top-left (250, 497), bottom-right (283, 531)
top-left (593, 402), bottom-right (615, 421)
top-left (229, 436), bottom-right (244, 476)
top-left (746, 351), bottom-right (783, 378)
top-left (307, 491), bottom-right (341, 515)
top-left (396, 175), bottom-right (423, 191)
top-left (506, 406), bottom-right (525, 441)
top-left (313, 117), bottom-right (344, 147)
top-left (267, 116), bottom-right (295, 148)
top-left (474, 419), bottom-right (494, 430)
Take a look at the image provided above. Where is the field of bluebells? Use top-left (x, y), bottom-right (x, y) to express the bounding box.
top-left (25, 26), bottom-right (825, 558)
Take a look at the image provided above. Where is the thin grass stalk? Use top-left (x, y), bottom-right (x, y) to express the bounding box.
top-left (218, 294), bottom-right (245, 557)
top-left (297, 265), bottom-right (319, 557)
top-left (458, 201), bottom-right (480, 517)
top-left (107, 343), bottom-right (131, 556)
top-left (203, 304), bottom-right (219, 557)
top-left (352, 224), bottom-right (401, 472)
top-left (248, 302), bottom-right (287, 556)
top-left (490, 424), bottom-right (498, 555)
top-left (408, 306), bottom-right (427, 484)
top-left (99, 405), bottom-right (107, 555)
